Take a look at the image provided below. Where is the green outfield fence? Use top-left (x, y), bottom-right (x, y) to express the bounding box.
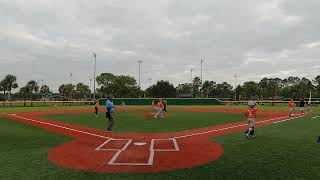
top-left (99, 98), bottom-right (223, 106)
top-left (0, 101), bottom-right (93, 107)
top-left (0, 99), bottom-right (223, 107)
top-left (0, 99), bottom-right (319, 108)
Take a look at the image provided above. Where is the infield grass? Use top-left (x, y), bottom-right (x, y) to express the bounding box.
top-left (41, 110), bottom-right (251, 133)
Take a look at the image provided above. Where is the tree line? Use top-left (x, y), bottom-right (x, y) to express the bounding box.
top-left (0, 74), bottom-right (92, 100)
top-left (0, 73), bottom-right (319, 100)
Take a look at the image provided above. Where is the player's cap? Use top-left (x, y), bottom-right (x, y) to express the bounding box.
top-left (107, 95), bottom-right (113, 100)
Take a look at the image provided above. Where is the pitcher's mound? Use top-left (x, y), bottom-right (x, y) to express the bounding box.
top-left (137, 112), bottom-right (173, 117)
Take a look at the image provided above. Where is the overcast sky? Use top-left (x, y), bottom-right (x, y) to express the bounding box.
top-left (1, 0), bottom-right (320, 92)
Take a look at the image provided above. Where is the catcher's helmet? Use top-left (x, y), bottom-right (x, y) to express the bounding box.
top-left (247, 101), bottom-right (256, 109)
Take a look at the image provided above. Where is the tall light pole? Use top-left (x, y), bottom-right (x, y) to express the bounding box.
top-left (137, 60), bottom-right (143, 88)
top-left (191, 68), bottom-right (194, 98)
top-left (234, 74), bottom-right (237, 100)
top-left (89, 78), bottom-right (92, 99)
top-left (40, 79), bottom-right (44, 100)
top-left (93, 53), bottom-right (97, 100)
top-left (69, 73), bottom-right (73, 84)
top-left (37, 80), bottom-right (40, 100)
top-left (200, 59), bottom-right (204, 98)
top-left (191, 68), bottom-right (194, 83)
top-left (200, 59), bottom-right (203, 84)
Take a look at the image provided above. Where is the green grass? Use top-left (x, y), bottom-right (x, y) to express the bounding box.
top-left (41, 110), bottom-right (251, 133)
top-left (206, 112), bottom-right (320, 179)
top-left (0, 117), bottom-right (73, 180)
top-left (1, 111), bottom-right (320, 179)
top-left (0, 105), bottom-right (91, 113)
top-left (1, 103), bottom-right (317, 113)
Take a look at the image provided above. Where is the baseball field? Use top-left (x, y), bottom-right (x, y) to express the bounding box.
top-left (1, 104), bottom-right (320, 180)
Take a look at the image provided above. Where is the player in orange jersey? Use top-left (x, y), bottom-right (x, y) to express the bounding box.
top-left (288, 98), bottom-right (295, 118)
top-left (94, 100), bottom-right (99, 117)
top-left (154, 99), bottom-right (164, 119)
top-left (151, 99), bottom-right (155, 109)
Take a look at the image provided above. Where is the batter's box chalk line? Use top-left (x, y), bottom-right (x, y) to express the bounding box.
top-left (95, 138), bottom-right (179, 166)
top-left (95, 138), bottom-right (132, 151)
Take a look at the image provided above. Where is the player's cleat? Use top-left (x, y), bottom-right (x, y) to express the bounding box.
top-left (105, 128), bottom-right (112, 132)
top-left (251, 135), bottom-right (255, 138)
top-left (245, 133), bottom-right (249, 139)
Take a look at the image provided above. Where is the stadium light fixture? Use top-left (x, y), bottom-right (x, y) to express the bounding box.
top-left (93, 53), bottom-right (97, 100)
top-left (200, 59), bottom-right (204, 98)
top-left (89, 78), bottom-right (92, 99)
top-left (191, 68), bottom-right (194, 83)
top-left (137, 60), bottom-right (143, 88)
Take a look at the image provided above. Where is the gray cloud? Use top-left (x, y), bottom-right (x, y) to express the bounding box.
top-left (0, 0), bottom-right (320, 92)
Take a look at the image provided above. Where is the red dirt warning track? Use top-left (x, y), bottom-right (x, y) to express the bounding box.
top-left (0, 108), bottom-right (303, 173)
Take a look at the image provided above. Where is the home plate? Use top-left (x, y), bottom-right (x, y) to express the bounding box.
top-left (134, 142), bottom-right (147, 146)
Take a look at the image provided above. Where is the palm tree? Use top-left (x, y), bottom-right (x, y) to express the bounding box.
top-left (39, 85), bottom-right (51, 100)
top-left (25, 80), bottom-right (39, 100)
top-left (26, 80), bottom-right (39, 93)
top-left (75, 83), bottom-right (91, 99)
top-left (40, 85), bottom-right (50, 94)
top-left (59, 84), bottom-right (75, 99)
top-left (4, 74), bottom-right (18, 100)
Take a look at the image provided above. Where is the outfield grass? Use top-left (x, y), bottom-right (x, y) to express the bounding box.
top-left (1, 111), bottom-right (320, 179)
top-left (41, 110), bottom-right (251, 133)
top-left (205, 112), bottom-right (320, 179)
top-left (0, 105), bottom-right (91, 113)
top-left (0, 103), bottom-right (317, 113)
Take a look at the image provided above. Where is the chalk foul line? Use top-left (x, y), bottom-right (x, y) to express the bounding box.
top-left (173, 115), bottom-right (304, 139)
top-left (10, 114), bottom-right (111, 140)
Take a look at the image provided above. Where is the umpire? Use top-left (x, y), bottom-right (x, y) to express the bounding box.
top-left (163, 99), bottom-right (168, 112)
top-left (105, 95), bottom-right (115, 132)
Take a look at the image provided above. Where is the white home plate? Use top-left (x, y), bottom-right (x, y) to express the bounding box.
top-left (134, 142), bottom-right (147, 146)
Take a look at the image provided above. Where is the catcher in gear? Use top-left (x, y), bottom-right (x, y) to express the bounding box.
top-left (243, 101), bottom-right (258, 138)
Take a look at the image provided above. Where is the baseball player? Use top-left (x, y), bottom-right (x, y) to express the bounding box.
top-left (243, 101), bottom-right (258, 138)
